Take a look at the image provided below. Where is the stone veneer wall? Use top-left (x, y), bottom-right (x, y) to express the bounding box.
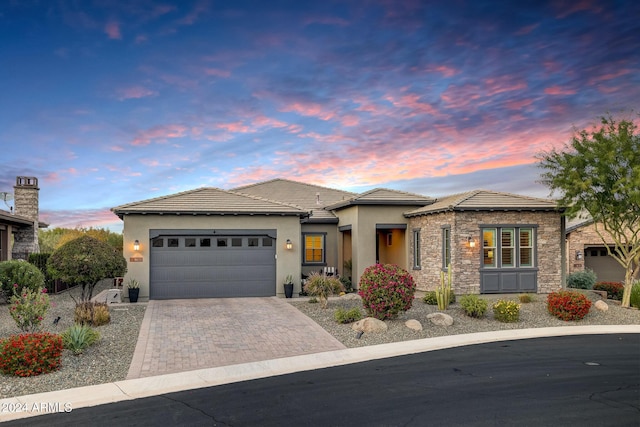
top-left (409, 210), bottom-right (563, 295)
top-left (566, 221), bottom-right (628, 275)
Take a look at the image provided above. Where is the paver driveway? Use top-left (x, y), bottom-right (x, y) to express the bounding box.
top-left (127, 298), bottom-right (346, 379)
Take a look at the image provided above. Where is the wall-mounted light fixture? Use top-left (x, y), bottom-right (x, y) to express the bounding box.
top-left (575, 250), bottom-right (583, 260)
top-left (134, 240), bottom-right (140, 251)
top-left (286, 239), bottom-right (293, 250)
top-left (467, 236), bottom-right (476, 248)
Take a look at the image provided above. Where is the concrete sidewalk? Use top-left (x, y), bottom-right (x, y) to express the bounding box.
top-left (127, 297), bottom-right (347, 379)
top-left (2, 325), bottom-right (639, 422)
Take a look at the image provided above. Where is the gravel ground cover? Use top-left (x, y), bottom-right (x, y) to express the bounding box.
top-left (0, 281), bottom-right (146, 399)
top-left (289, 291), bottom-right (640, 348)
top-left (0, 286), bottom-right (637, 400)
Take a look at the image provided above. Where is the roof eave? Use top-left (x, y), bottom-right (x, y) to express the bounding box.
top-left (405, 206), bottom-right (562, 217)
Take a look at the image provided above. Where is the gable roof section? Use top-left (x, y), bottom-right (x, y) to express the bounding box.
top-left (326, 188), bottom-right (435, 210)
top-left (232, 178), bottom-right (355, 223)
top-left (111, 187), bottom-right (309, 218)
top-left (405, 190), bottom-right (560, 217)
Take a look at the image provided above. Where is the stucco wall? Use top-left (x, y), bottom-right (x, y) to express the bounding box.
top-left (122, 214), bottom-right (302, 300)
top-left (409, 211), bottom-right (564, 294)
top-left (334, 205), bottom-right (411, 287)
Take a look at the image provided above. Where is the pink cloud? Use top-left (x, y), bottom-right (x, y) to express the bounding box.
top-left (115, 86), bottom-right (158, 100)
top-left (514, 23), bottom-right (539, 36)
top-left (280, 102), bottom-right (335, 121)
top-left (216, 122), bottom-right (252, 133)
top-left (588, 68), bottom-right (631, 84)
top-left (40, 208), bottom-right (122, 230)
top-left (544, 85), bottom-right (577, 95)
top-left (429, 65), bottom-right (460, 77)
top-left (483, 78), bottom-right (528, 96)
top-left (110, 145), bottom-right (125, 152)
top-left (341, 115), bottom-right (359, 127)
top-left (204, 68), bottom-right (231, 78)
top-left (554, 0), bottom-right (603, 18)
top-left (131, 124), bottom-right (188, 146)
top-left (105, 20), bottom-right (122, 40)
top-left (177, 0), bottom-right (209, 26)
top-left (385, 93), bottom-right (439, 116)
top-left (505, 98), bottom-right (534, 110)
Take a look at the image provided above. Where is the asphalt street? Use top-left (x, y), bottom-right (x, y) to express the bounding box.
top-left (7, 334), bottom-right (640, 426)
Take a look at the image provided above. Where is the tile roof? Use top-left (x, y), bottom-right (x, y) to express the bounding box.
top-left (111, 187), bottom-right (309, 218)
top-left (325, 188), bottom-right (434, 210)
top-left (232, 178), bottom-right (355, 222)
top-left (405, 190), bottom-right (560, 216)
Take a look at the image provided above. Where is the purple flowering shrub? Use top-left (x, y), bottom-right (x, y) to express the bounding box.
top-left (358, 264), bottom-right (416, 320)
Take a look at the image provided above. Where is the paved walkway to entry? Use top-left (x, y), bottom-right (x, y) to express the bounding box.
top-left (127, 298), bottom-right (347, 379)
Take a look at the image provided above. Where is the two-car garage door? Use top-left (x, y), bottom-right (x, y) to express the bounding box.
top-left (150, 230), bottom-right (276, 299)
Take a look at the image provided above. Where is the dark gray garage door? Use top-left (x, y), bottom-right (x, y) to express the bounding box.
top-left (150, 231), bottom-right (276, 299)
top-left (584, 246), bottom-right (625, 283)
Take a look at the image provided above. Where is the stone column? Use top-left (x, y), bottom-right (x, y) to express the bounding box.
top-left (11, 176), bottom-right (40, 259)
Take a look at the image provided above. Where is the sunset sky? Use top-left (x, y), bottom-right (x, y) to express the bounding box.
top-left (1, 0), bottom-right (638, 232)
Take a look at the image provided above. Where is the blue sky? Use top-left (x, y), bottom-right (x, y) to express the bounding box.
top-left (1, 0), bottom-right (638, 232)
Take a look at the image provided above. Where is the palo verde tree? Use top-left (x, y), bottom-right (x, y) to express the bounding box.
top-left (537, 113), bottom-right (640, 307)
top-left (47, 235), bottom-right (127, 303)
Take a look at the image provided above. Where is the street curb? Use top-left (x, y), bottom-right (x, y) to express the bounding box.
top-left (1, 324), bottom-right (639, 421)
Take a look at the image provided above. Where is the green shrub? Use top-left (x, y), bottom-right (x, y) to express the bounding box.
top-left (423, 291), bottom-right (455, 305)
top-left (518, 293), bottom-right (535, 303)
top-left (47, 235), bottom-right (127, 303)
top-left (566, 269), bottom-right (597, 290)
top-left (308, 297), bottom-right (318, 304)
top-left (547, 290), bottom-right (592, 321)
top-left (334, 307), bottom-right (363, 324)
top-left (493, 300), bottom-right (520, 323)
top-left (358, 264), bottom-right (416, 320)
top-left (62, 324), bottom-right (100, 355)
top-left (593, 282), bottom-right (624, 300)
top-left (630, 281), bottom-right (640, 309)
top-left (0, 260), bottom-right (45, 302)
top-left (9, 287), bottom-right (50, 332)
top-left (459, 294), bottom-right (488, 318)
top-left (0, 333), bottom-right (63, 377)
top-left (303, 273), bottom-right (343, 309)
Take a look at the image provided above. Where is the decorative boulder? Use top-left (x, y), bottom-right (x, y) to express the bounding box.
top-left (405, 319), bottom-right (423, 331)
top-left (352, 317), bottom-right (388, 333)
top-left (427, 312), bottom-right (454, 326)
top-left (594, 300), bottom-right (609, 312)
top-left (341, 293), bottom-right (362, 301)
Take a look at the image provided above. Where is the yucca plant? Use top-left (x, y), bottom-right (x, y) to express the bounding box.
top-left (62, 323), bottom-right (100, 355)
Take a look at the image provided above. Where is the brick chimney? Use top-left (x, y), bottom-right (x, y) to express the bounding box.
top-left (11, 176), bottom-right (40, 259)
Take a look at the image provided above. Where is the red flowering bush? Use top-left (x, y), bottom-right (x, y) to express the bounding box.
top-left (0, 333), bottom-right (63, 377)
top-left (358, 264), bottom-right (416, 320)
top-left (547, 290), bottom-right (592, 321)
top-left (593, 282), bottom-right (624, 301)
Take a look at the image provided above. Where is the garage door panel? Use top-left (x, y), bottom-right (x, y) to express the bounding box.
top-left (150, 233), bottom-right (276, 299)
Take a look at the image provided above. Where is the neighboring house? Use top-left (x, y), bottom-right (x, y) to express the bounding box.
top-left (0, 176), bottom-right (45, 261)
top-left (566, 218), bottom-right (628, 283)
top-left (111, 179), bottom-right (565, 300)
